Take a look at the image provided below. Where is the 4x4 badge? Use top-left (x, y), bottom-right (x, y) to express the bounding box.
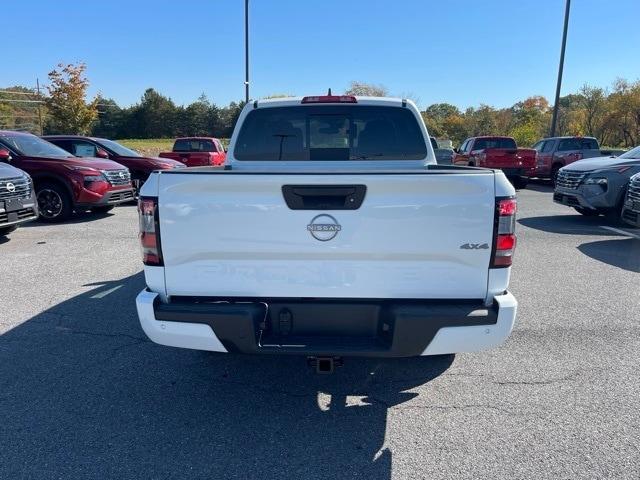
top-left (460, 243), bottom-right (489, 250)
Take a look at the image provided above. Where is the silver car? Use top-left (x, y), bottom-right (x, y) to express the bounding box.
top-left (553, 145), bottom-right (640, 221)
top-left (622, 172), bottom-right (640, 227)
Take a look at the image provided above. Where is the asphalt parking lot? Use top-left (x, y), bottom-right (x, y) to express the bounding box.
top-left (1, 184), bottom-right (639, 480)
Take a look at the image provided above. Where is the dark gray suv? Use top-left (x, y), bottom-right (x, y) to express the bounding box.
top-left (553, 146), bottom-right (640, 222)
top-left (622, 173), bottom-right (640, 227)
top-left (0, 160), bottom-right (38, 236)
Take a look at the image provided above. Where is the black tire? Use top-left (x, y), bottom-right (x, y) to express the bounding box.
top-left (550, 164), bottom-right (562, 186)
top-left (574, 207), bottom-right (599, 217)
top-left (36, 182), bottom-right (72, 223)
top-left (0, 225), bottom-right (18, 236)
top-left (90, 205), bottom-right (115, 214)
top-left (604, 195), bottom-right (626, 226)
top-left (511, 177), bottom-right (529, 190)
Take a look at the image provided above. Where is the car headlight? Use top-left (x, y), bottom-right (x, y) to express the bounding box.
top-left (583, 177), bottom-right (608, 185)
top-left (83, 174), bottom-right (107, 183)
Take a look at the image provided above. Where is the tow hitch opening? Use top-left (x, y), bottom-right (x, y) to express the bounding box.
top-left (307, 356), bottom-right (343, 374)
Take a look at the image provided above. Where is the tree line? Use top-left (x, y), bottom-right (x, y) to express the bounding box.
top-left (1, 64), bottom-right (639, 148)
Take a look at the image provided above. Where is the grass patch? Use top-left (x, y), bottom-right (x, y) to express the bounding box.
top-left (117, 139), bottom-right (175, 157)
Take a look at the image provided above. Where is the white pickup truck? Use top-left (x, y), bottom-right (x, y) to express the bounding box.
top-left (136, 95), bottom-right (518, 368)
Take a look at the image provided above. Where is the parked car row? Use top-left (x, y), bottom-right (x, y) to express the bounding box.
top-left (0, 131), bottom-right (227, 235)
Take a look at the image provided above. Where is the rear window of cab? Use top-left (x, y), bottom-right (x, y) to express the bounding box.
top-left (174, 139), bottom-right (216, 152)
top-left (233, 105), bottom-right (427, 161)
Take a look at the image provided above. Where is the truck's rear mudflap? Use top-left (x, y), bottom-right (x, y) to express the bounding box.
top-left (152, 297), bottom-right (498, 357)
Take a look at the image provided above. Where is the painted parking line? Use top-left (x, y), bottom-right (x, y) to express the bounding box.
top-left (600, 226), bottom-right (640, 240)
top-left (90, 284), bottom-right (123, 299)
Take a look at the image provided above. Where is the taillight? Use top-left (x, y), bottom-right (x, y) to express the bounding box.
top-left (491, 197), bottom-right (517, 268)
top-left (138, 197), bottom-right (163, 266)
top-left (301, 95), bottom-right (357, 104)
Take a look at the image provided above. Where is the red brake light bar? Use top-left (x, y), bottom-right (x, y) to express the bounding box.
top-left (301, 95), bottom-right (357, 104)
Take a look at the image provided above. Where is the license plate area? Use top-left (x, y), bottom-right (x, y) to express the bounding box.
top-left (2, 198), bottom-right (25, 212)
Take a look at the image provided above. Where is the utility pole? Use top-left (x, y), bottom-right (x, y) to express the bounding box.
top-left (36, 78), bottom-right (44, 135)
top-left (550, 0), bottom-right (571, 137)
top-left (244, 0), bottom-right (250, 103)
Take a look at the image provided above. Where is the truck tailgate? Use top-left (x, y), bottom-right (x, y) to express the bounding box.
top-left (157, 172), bottom-right (496, 300)
top-left (485, 148), bottom-right (536, 169)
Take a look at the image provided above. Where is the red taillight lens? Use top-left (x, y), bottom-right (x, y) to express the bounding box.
top-left (498, 198), bottom-right (517, 216)
top-left (301, 95), bottom-right (357, 104)
top-left (491, 198), bottom-right (517, 268)
top-left (496, 233), bottom-right (516, 250)
top-left (138, 197), bottom-right (163, 266)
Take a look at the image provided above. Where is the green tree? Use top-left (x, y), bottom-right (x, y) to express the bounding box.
top-left (184, 94), bottom-right (213, 136)
top-left (216, 101), bottom-right (247, 138)
top-left (45, 63), bottom-right (98, 134)
top-left (91, 97), bottom-right (124, 138)
top-left (129, 88), bottom-right (179, 138)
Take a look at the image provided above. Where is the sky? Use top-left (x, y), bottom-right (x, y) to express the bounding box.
top-left (3, 0), bottom-right (639, 110)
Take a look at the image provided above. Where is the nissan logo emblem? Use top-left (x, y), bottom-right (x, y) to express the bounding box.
top-left (5, 182), bottom-right (16, 193)
top-left (307, 214), bottom-right (341, 241)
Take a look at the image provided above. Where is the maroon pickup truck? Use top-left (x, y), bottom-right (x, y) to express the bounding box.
top-left (0, 131), bottom-right (134, 222)
top-left (159, 137), bottom-right (226, 167)
top-left (44, 135), bottom-right (184, 192)
top-left (453, 136), bottom-right (537, 189)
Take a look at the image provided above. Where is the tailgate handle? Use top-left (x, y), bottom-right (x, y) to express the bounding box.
top-left (282, 185), bottom-right (366, 210)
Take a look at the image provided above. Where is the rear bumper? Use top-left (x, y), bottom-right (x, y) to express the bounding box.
top-left (493, 167), bottom-right (533, 179)
top-left (136, 290), bottom-right (517, 357)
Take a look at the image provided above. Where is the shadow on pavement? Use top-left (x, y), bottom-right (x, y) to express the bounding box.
top-left (525, 181), bottom-right (554, 193)
top-left (578, 238), bottom-right (640, 273)
top-left (21, 211), bottom-right (115, 227)
top-left (0, 272), bottom-right (453, 479)
top-left (21, 203), bottom-right (135, 229)
top-left (518, 214), bottom-right (618, 236)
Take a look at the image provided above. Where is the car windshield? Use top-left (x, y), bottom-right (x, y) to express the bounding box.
top-left (0, 133), bottom-right (72, 158)
top-left (96, 139), bottom-right (141, 157)
top-left (234, 105), bottom-right (428, 161)
top-left (619, 145), bottom-right (640, 159)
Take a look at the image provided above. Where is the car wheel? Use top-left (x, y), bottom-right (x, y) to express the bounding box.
top-left (36, 183), bottom-right (72, 223)
top-left (90, 205), bottom-right (115, 214)
top-left (574, 207), bottom-right (599, 216)
top-left (0, 225), bottom-right (18, 236)
top-left (604, 196), bottom-right (626, 226)
top-left (511, 177), bottom-right (529, 190)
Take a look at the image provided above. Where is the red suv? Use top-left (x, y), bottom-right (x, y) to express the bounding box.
top-left (43, 135), bottom-right (184, 191)
top-left (0, 131), bottom-right (135, 222)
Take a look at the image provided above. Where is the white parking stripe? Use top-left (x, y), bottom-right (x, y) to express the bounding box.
top-left (600, 226), bottom-right (640, 239)
top-left (90, 284), bottom-right (123, 299)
